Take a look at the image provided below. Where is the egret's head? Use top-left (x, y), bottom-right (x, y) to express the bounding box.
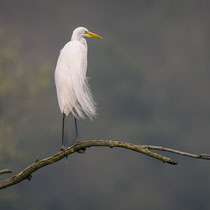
top-left (71, 27), bottom-right (102, 41)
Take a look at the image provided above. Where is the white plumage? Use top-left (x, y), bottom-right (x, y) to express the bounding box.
top-left (55, 27), bottom-right (102, 120)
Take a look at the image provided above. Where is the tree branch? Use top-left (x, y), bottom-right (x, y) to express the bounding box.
top-left (0, 169), bottom-right (12, 175)
top-left (147, 145), bottom-right (210, 159)
top-left (0, 140), bottom-right (209, 190)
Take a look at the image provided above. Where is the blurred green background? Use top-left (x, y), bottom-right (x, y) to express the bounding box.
top-left (1, 0), bottom-right (210, 209)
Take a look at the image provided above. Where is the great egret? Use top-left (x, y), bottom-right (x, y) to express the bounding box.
top-left (55, 26), bottom-right (102, 150)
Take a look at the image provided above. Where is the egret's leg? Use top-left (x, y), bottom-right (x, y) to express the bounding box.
top-left (74, 117), bottom-right (86, 153)
top-left (74, 117), bottom-right (80, 144)
top-left (61, 113), bottom-right (65, 151)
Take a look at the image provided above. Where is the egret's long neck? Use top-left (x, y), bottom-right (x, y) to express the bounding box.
top-left (80, 38), bottom-right (87, 49)
top-left (71, 32), bottom-right (81, 41)
top-left (71, 33), bottom-right (87, 49)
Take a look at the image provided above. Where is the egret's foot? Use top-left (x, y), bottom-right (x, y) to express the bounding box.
top-left (75, 139), bottom-right (86, 154)
top-left (60, 144), bottom-right (66, 151)
top-left (60, 145), bottom-right (68, 158)
top-left (75, 138), bottom-right (81, 145)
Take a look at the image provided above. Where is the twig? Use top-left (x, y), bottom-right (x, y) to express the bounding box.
top-left (147, 145), bottom-right (210, 159)
top-left (0, 169), bottom-right (12, 175)
top-left (0, 140), bottom-right (209, 190)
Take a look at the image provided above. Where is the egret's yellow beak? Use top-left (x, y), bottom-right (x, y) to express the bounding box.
top-left (87, 31), bottom-right (103, 39)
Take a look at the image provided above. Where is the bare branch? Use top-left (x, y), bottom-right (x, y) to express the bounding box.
top-left (0, 169), bottom-right (12, 175)
top-left (0, 140), bottom-right (209, 190)
top-left (147, 145), bottom-right (210, 160)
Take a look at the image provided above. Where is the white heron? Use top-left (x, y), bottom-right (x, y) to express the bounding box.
top-left (55, 26), bottom-right (102, 150)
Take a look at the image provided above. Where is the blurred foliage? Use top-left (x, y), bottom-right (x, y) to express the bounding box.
top-left (0, 22), bottom-right (53, 165)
